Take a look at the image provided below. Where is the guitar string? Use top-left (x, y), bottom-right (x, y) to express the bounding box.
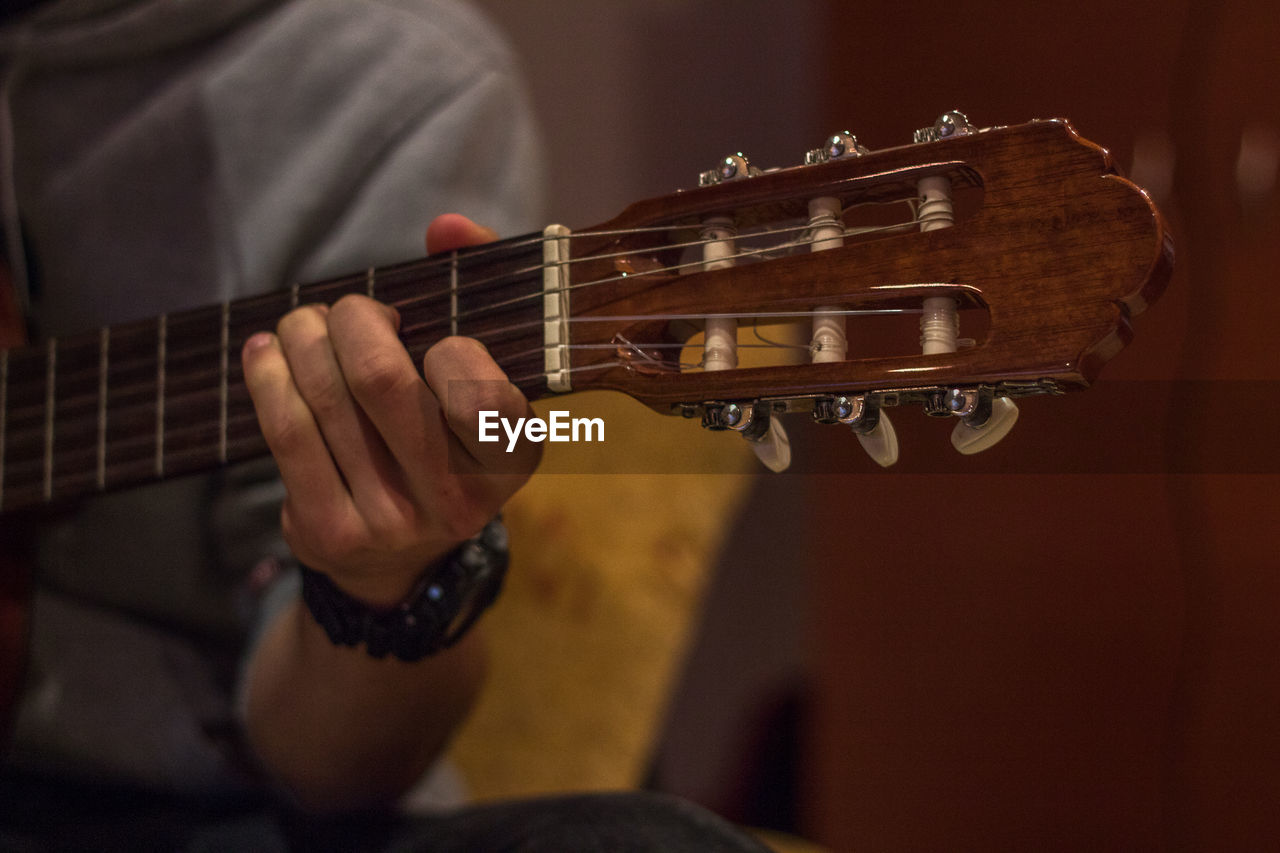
top-left (386, 219), bottom-right (814, 308)
top-left (32, 201), bottom-right (919, 390)
top-left (6, 298), bottom-right (929, 446)
top-left (5, 205), bottom-right (925, 486)
top-left (466, 312), bottom-right (904, 366)
top-left (415, 303), bottom-right (929, 391)
top-left (367, 195), bottom-right (918, 295)
top-left (7, 301), bottom-right (917, 461)
top-left (15, 219), bottom-right (929, 454)
top-left (380, 217), bottom-right (923, 331)
top-left (396, 305), bottom-right (926, 375)
top-left (393, 200), bottom-right (921, 311)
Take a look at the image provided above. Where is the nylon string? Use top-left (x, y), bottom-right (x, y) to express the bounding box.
top-left (375, 198), bottom-right (921, 326)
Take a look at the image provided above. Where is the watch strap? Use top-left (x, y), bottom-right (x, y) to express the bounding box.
top-left (298, 517), bottom-right (508, 662)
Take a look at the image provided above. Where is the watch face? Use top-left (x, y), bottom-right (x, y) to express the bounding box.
top-left (439, 537), bottom-right (509, 646)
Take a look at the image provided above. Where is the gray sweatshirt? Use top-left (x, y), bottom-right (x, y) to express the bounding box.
top-left (0, 0), bottom-right (543, 794)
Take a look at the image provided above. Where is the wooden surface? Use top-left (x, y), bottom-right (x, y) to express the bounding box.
top-left (565, 122), bottom-right (1170, 409)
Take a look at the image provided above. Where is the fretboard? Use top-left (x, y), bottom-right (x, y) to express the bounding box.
top-left (0, 233), bottom-right (548, 513)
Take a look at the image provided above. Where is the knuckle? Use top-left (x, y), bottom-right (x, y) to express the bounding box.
top-left (330, 292), bottom-right (372, 316)
top-left (425, 335), bottom-right (488, 370)
top-left (455, 384), bottom-right (507, 418)
top-left (258, 405), bottom-right (309, 455)
top-left (299, 369), bottom-right (348, 418)
top-left (362, 494), bottom-right (419, 541)
top-left (449, 378), bottom-right (524, 423)
top-left (346, 349), bottom-right (414, 402)
top-left (276, 304), bottom-right (327, 339)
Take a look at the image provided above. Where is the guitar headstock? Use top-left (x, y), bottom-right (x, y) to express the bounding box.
top-left (550, 113), bottom-right (1172, 466)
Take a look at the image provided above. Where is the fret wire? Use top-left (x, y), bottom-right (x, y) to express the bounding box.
top-left (44, 337), bottom-right (55, 502)
top-left (367, 263), bottom-right (451, 310)
top-left (219, 301), bottom-right (229, 465)
top-left (0, 229), bottom-right (752, 511)
top-left (97, 327), bottom-right (109, 491)
top-left (366, 267), bottom-right (375, 298)
top-left (450, 250), bottom-right (458, 336)
top-left (264, 222), bottom-right (822, 330)
top-left (378, 239), bottom-right (540, 304)
top-left (347, 229), bottom-right (572, 307)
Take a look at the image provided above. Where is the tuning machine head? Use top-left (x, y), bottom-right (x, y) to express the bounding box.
top-left (948, 387), bottom-right (1020, 455)
top-left (809, 385), bottom-right (1021, 467)
top-left (922, 385), bottom-right (1021, 454)
top-left (805, 131), bottom-right (869, 165)
top-left (699, 153), bottom-right (760, 187)
top-left (700, 400), bottom-right (791, 472)
top-left (913, 110), bottom-right (976, 144)
top-left (813, 394), bottom-right (899, 468)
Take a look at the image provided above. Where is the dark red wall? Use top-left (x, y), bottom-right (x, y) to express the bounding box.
top-left (806, 2), bottom-right (1280, 849)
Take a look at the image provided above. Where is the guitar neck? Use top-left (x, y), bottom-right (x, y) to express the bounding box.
top-left (0, 119), bottom-right (1176, 512)
top-left (0, 233), bottom-right (549, 514)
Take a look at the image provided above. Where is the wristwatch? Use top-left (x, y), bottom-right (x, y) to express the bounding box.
top-left (299, 517), bottom-right (508, 662)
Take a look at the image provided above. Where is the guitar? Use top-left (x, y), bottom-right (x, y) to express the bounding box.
top-left (0, 116), bottom-right (1171, 732)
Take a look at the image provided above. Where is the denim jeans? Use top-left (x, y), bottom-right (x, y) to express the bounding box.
top-left (0, 771), bottom-right (774, 852)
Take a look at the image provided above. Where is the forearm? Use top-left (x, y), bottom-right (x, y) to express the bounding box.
top-left (238, 217), bottom-right (529, 812)
top-left (243, 597), bottom-right (486, 811)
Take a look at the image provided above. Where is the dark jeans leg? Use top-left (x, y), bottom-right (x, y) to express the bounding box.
top-left (1, 771), bottom-right (772, 853)
top-left (382, 791), bottom-right (774, 853)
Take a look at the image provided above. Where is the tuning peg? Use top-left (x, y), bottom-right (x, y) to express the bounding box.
top-left (913, 110), bottom-right (975, 144)
top-left (947, 388), bottom-right (1019, 454)
top-left (814, 394), bottom-right (899, 468)
top-left (701, 401), bottom-right (792, 472)
top-left (749, 418), bottom-right (792, 473)
top-left (804, 131), bottom-right (869, 164)
top-left (856, 413), bottom-right (899, 468)
top-left (699, 153), bottom-right (758, 186)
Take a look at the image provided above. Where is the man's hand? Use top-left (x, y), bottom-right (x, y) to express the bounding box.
top-left (242, 214), bottom-right (540, 606)
top-left (241, 215), bottom-right (538, 809)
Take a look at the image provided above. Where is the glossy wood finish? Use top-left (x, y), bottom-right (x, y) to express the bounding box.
top-left (563, 119), bottom-right (1171, 409)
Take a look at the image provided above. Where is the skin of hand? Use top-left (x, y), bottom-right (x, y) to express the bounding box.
top-left (242, 214), bottom-right (541, 607)
top-left (239, 214), bottom-right (540, 809)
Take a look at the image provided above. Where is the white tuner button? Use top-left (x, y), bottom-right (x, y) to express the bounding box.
top-left (951, 397), bottom-right (1019, 454)
top-left (749, 419), bottom-right (792, 473)
top-left (857, 415), bottom-right (899, 468)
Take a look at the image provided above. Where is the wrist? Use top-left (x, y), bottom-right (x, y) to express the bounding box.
top-left (322, 562), bottom-right (446, 610)
top-left (298, 518), bottom-right (509, 662)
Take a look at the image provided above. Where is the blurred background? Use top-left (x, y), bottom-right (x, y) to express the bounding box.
top-left (467, 1), bottom-right (1278, 849)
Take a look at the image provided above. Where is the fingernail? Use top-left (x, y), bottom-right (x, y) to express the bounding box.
top-left (242, 331), bottom-right (277, 354)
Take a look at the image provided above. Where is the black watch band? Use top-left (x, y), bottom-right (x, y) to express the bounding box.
top-left (299, 517), bottom-right (508, 662)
